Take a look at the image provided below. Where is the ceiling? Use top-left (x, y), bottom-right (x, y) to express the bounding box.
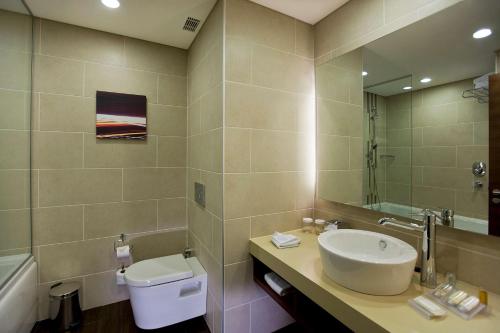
top-left (0, 0), bottom-right (30, 14)
top-left (363, 0), bottom-right (500, 96)
top-left (249, 0), bottom-right (349, 24)
top-left (23, 0), bottom-right (217, 49)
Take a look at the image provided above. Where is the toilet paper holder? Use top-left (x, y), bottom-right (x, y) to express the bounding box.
top-left (114, 233), bottom-right (133, 254)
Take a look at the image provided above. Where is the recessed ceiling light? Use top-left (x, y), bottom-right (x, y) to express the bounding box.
top-left (362, 71), bottom-right (368, 77)
top-left (403, 86), bottom-right (412, 90)
top-left (420, 77), bottom-right (432, 83)
top-left (473, 28), bottom-right (492, 39)
top-left (101, 0), bottom-right (120, 9)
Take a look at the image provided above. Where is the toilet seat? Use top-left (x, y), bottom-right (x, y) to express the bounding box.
top-left (125, 254), bottom-right (193, 287)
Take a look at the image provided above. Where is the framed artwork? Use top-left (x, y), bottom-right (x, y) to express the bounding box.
top-left (96, 91), bottom-right (147, 139)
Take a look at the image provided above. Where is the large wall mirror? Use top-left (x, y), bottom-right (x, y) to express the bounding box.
top-left (316, 0), bottom-right (500, 236)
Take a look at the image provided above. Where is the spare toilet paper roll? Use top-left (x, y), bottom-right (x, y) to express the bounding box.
top-left (115, 245), bottom-right (130, 259)
top-left (116, 268), bottom-right (126, 285)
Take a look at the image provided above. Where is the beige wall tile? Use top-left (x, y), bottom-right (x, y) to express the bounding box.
top-left (251, 130), bottom-right (304, 172)
top-left (39, 237), bottom-right (116, 282)
top-left (422, 123), bottom-right (473, 146)
top-left (413, 146), bottom-right (456, 167)
top-left (0, 90), bottom-right (29, 130)
top-left (41, 20), bottom-right (124, 66)
top-left (0, 130), bottom-right (29, 169)
top-left (33, 131), bottom-right (83, 169)
top-left (224, 173), bottom-right (252, 219)
top-left (148, 104), bottom-right (187, 137)
top-left (252, 45), bottom-right (314, 94)
top-left (33, 206), bottom-right (83, 246)
top-left (188, 200), bottom-right (213, 249)
top-left (455, 190), bottom-right (488, 219)
top-left (129, 229), bottom-right (186, 262)
top-left (250, 297), bottom-right (294, 333)
top-left (124, 37), bottom-right (187, 76)
top-left (39, 94), bottom-right (95, 133)
top-left (225, 128), bottom-right (250, 173)
top-left (158, 74), bottom-right (187, 106)
top-left (0, 49), bottom-right (31, 90)
top-left (84, 200), bottom-right (157, 239)
top-left (39, 169), bottom-right (122, 206)
top-left (0, 209), bottom-right (31, 250)
top-left (226, 0), bottom-right (295, 52)
top-left (318, 135), bottom-right (349, 170)
top-left (158, 198), bottom-right (186, 229)
top-left (474, 122), bottom-right (488, 145)
top-left (413, 103), bottom-right (457, 127)
top-left (158, 137), bottom-right (186, 167)
top-left (201, 172), bottom-right (223, 218)
top-left (0, 10), bottom-right (32, 52)
top-left (250, 172), bottom-right (297, 216)
top-left (200, 84), bottom-right (223, 132)
top-left (250, 210), bottom-right (305, 238)
top-left (386, 183), bottom-right (411, 206)
top-left (412, 186), bottom-right (455, 210)
top-left (224, 260), bottom-right (265, 308)
top-left (83, 270), bottom-right (129, 310)
top-left (457, 100), bottom-right (488, 123)
top-left (225, 83), bottom-right (305, 131)
top-left (84, 134), bottom-right (156, 168)
top-left (0, 170), bottom-right (31, 209)
top-left (84, 63), bottom-right (157, 101)
top-left (224, 218), bottom-right (250, 265)
top-left (318, 170), bottom-right (362, 204)
top-left (225, 38), bottom-right (251, 83)
top-left (34, 55), bottom-right (84, 95)
top-left (317, 98), bottom-right (362, 136)
top-left (457, 146), bottom-right (487, 168)
top-left (123, 168), bottom-right (186, 200)
top-left (295, 20), bottom-right (314, 58)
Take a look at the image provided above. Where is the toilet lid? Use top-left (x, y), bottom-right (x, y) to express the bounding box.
top-left (125, 254), bottom-right (193, 287)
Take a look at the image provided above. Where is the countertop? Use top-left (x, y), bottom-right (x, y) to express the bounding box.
top-left (249, 230), bottom-right (500, 333)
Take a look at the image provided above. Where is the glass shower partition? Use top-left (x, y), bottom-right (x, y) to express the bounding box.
top-left (0, 1), bottom-right (33, 288)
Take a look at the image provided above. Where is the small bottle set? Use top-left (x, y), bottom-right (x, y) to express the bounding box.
top-left (302, 218), bottom-right (327, 234)
top-left (409, 273), bottom-right (487, 320)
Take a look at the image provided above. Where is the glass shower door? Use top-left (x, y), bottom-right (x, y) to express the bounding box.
top-left (0, 1), bottom-right (33, 288)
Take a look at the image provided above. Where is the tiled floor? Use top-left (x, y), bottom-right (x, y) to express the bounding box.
top-left (32, 300), bottom-right (210, 333)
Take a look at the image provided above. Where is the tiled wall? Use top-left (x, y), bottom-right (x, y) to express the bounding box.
top-left (31, 18), bottom-right (188, 318)
top-left (384, 92), bottom-right (413, 205)
top-left (222, 0), bottom-right (315, 332)
top-left (0, 10), bottom-right (32, 257)
top-left (186, 2), bottom-right (224, 332)
top-left (316, 50), bottom-right (364, 206)
top-left (409, 79), bottom-right (488, 219)
top-left (314, 0), bottom-right (463, 64)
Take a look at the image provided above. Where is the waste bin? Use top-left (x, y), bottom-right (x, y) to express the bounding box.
top-left (49, 282), bottom-right (82, 331)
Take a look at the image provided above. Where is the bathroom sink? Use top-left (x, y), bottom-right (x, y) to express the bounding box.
top-left (318, 229), bottom-right (417, 295)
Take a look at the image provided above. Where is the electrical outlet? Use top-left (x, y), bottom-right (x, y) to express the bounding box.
top-left (194, 182), bottom-right (205, 207)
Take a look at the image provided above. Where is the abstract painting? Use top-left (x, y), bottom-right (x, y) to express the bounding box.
top-left (96, 91), bottom-right (147, 139)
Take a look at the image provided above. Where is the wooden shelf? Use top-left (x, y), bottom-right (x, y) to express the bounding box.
top-left (252, 257), bottom-right (351, 333)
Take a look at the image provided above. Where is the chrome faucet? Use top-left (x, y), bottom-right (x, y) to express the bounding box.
top-left (378, 209), bottom-right (437, 288)
top-left (437, 208), bottom-right (454, 228)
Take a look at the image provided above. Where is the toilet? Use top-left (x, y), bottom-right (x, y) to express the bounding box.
top-left (124, 254), bottom-right (207, 330)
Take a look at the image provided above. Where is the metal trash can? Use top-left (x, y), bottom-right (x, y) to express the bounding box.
top-left (49, 282), bottom-right (82, 331)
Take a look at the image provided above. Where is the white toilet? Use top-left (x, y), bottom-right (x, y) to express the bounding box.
top-left (124, 254), bottom-right (207, 330)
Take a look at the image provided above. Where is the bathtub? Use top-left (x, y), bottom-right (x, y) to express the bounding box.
top-left (0, 255), bottom-right (37, 333)
top-left (364, 202), bottom-right (488, 235)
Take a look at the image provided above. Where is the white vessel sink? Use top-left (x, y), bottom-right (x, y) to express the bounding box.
top-left (318, 229), bottom-right (417, 295)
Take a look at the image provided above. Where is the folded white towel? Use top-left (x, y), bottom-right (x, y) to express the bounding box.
top-left (271, 232), bottom-right (300, 249)
top-left (264, 272), bottom-right (292, 296)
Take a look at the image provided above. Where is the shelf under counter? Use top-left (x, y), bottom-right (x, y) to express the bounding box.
top-left (249, 229), bottom-right (500, 333)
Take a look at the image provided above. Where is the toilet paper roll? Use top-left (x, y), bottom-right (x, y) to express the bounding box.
top-left (116, 268), bottom-right (126, 285)
top-left (116, 245), bottom-right (130, 259)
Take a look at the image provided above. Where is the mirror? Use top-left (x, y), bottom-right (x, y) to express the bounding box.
top-left (316, 0), bottom-right (500, 236)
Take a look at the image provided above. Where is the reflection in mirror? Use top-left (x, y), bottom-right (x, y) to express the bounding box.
top-left (316, 0), bottom-right (500, 237)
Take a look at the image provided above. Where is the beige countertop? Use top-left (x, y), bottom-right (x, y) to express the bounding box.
top-left (249, 230), bottom-right (500, 333)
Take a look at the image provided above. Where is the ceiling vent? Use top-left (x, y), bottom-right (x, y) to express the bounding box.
top-left (183, 17), bottom-right (200, 32)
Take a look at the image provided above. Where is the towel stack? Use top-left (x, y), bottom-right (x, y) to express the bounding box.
top-left (271, 232), bottom-right (300, 249)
